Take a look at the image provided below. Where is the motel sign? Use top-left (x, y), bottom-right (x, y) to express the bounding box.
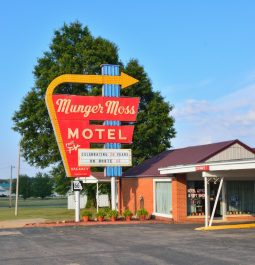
top-left (45, 72), bottom-right (139, 177)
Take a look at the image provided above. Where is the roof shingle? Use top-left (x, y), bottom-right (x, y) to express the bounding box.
top-left (124, 140), bottom-right (243, 177)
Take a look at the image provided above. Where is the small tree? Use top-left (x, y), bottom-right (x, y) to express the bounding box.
top-left (32, 172), bottom-right (53, 199)
top-left (12, 175), bottom-right (32, 200)
top-left (82, 184), bottom-right (97, 208)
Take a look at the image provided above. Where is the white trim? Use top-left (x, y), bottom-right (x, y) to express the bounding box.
top-left (152, 212), bottom-right (173, 218)
top-left (153, 178), bottom-right (172, 183)
top-left (159, 159), bottom-right (255, 175)
top-left (204, 173), bottom-right (208, 227)
top-left (153, 178), bottom-right (172, 217)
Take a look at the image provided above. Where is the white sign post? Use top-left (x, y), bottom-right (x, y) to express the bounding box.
top-left (72, 181), bottom-right (83, 222)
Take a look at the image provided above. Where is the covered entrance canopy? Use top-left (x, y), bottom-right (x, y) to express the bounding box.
top-left (159, 159), bottom-right (255, 227)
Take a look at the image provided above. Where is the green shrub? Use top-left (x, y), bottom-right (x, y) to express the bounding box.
top-left (136, 208), bottom-right (148, 217)
top-left (81, 210), bottom-right (92, 217)
top-left (108, 209), bottom-right (118, 218)
top-left (95, 209), bottom-right (106, 218)
top-left (123, 209), bottom-right (133, 217)
top-left (104, 207), bottom-right (111, 214)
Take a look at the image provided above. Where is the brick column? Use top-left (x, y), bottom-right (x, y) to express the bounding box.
top-left (172, 174), bottom-right (187, 222)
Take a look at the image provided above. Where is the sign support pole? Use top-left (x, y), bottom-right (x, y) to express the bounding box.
top-left (101, 64), bottom-right (122, 211)
top-left (75, 190), bottom-right (80, 222)
top-left (72, 180), bottom-right (83, 222)
top-left (111, 178), bottom-right (116, 210)
top-left (96, 182), bottom-right (99, 212)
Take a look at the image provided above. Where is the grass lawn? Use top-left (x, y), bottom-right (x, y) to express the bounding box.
top-left (0, 197), bottom-right (67, 208)
top-left (0, 197), bottom-right (96, 222)
top-left (0, 207), bottom-right (75, 221)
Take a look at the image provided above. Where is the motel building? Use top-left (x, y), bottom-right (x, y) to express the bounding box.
top-left (119, 139), bottom-right (255, 226)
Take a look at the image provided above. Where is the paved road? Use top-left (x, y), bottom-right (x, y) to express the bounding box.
top-left (0, 223), bottom-right (255, 265)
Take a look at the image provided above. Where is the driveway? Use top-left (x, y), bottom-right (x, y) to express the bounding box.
top-left (0, 223), bottom-right (255, 265)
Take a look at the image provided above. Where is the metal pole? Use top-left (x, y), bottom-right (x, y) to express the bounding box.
top-left (209, 177), bottom-right (223, 227)
top-left (15, 143), bottom-right (21, 216)
top-left (111, 177), bottom-right (116, 210)
top-left (96, 181), bottom-right (99, 213)
top-left (204, 173), bottom-right (208, 227)
top-left (9, 165), bottom-right (15, 208)
top-left (101, 64), bottom-right (121, 211)
top-left (75, 190), bottom-right (80, 222)
top-left (222, 178), bottom-right (226, 220)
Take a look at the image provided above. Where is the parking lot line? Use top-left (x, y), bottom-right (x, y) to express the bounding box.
top-left (195, 223), bottom-right (255, 231)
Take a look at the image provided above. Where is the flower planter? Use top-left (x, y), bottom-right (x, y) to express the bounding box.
top-left (125, 216), bottom-right (132, 222)
top-left (111, 216), bottom-right (117, 222)
top-left (83, 216), bottom-right (89, 222)
top-left (97, 216), bottom-right (104, 222)
top-left (139, 215), bottom-right (146, 221)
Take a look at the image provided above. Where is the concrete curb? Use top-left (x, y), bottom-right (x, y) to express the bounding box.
top-left (195, 223), bottom-right (255, 231)
top-left (0, 218), bottom-right (172, 229)
top-left (25, 219), bottom-right (171, 228)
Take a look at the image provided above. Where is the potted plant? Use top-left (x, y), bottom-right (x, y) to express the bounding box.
top-left (123, 209), bottom-right (133, 221)
top-left (108, 209), bottom-right (119, 222)
top-left (136, 208), bottom-right (148, 221)
top-left (96, 209), bottom-right (106, 222)
top-left (81, 210), bottom-right (92, 222)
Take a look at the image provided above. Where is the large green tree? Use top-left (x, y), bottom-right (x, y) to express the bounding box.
top-left (13, 22), bottom-right (175, 193)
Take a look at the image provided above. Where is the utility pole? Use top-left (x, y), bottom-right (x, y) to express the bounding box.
top-left (15, 143), bottom-right (21, 216)
top-left (9, 165), bottom-right (15, 208)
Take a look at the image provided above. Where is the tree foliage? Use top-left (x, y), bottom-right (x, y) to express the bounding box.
top-left (32, 172), bottom-right (53, 199)
top-left (51, 163), bottom-right (71, 195)
top-left (12, 175), bottom-right (32, 200)
top-left (12, 22), bottom-right (176, 194)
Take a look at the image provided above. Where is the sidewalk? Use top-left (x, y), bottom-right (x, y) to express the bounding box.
top-left (0, 218), bottom-right (47, 229)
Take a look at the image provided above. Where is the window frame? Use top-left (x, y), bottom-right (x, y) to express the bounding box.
top-left (153, 178), bottom-right (172, 218)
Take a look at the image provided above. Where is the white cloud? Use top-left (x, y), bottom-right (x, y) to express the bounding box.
top-left (171, 83), bottom-right (255, 148)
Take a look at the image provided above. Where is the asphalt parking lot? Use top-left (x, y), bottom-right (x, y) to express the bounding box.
top-left (0, 223), bottom-right (255, 265)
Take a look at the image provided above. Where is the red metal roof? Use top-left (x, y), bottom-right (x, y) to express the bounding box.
top-left (90, 172), bottom-right (105, 179)
top-left (124, 139), bottom-right (252, 177)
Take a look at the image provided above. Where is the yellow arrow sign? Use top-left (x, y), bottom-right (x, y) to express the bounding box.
top-left (45, 72), bottom-right (139, 177)
top-left (46, 72), bottom-right (138, 98)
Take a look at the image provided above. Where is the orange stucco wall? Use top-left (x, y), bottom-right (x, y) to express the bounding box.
top-left (172, 174), bottom-right (187, 222)
top-left (120, 177), bottom-right (154, 215)
top-left (120, 175), bottom-right (188, 222)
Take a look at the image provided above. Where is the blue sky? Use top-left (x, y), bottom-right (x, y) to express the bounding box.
top-left (1, 1), bottom-right (255, 179)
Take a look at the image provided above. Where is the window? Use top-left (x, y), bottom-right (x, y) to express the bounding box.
top-left (226, 181), bottom-right (255, 214)
top-left (187, 181), bottom-right (205, 216)
top-left (154, 180), bottom-right (172, 217)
